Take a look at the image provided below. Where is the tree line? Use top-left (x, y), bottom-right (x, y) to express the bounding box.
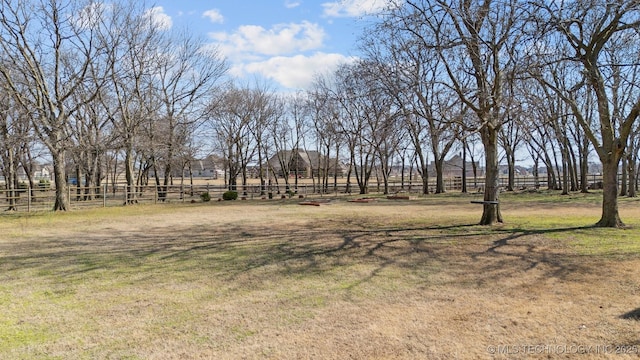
top-left (0, 0), bottom-right (639, 228)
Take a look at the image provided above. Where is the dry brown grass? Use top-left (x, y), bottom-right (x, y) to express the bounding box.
top-left (1, 194), bottom-right (639, 359)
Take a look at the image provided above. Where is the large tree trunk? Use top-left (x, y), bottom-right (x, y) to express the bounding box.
top-left (596, 157), bottom-right (623, 227)
top-left (480, 128), bottom-right (502, 225)
top-left (51, 149), bottom-right (68, 211)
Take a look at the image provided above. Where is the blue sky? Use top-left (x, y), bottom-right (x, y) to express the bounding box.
top-left (147, 0), bottom-right (397, 90)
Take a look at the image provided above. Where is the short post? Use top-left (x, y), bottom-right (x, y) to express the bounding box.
top-left (27, 186), bottom-right (31, 213)
top-left (103, 184), bottom-right (107, 207)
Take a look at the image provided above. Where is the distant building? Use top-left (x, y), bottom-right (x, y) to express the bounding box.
top-left (17, 163), bottom-right (52, 181)
top-left (429, 154), bottom-right (483, 178)
top-left (183, 155), bottom-right (225, 179)
top-left (267, 149), bottom-right (346, 178)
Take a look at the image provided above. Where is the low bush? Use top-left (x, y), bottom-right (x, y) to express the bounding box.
top-left (200, 192), bottom-right (211, 202)
top-left (222, 190), bottom-right (238, 201)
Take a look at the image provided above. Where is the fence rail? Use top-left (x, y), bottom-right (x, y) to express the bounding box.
top-left (0, 174), bottom-right (616, 213)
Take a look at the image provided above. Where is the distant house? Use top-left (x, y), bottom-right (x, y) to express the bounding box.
top-left (429, 154), bottom-right (483, 178)
top-left (267, 149), bottom-right (346, 178)
top-left (17, 163), bottom-right (52, 181)
top-left (184, 155), bottom-right (224, 179)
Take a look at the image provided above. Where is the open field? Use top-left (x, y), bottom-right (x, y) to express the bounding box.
top-left (1, 192), bottom-right (640, 359)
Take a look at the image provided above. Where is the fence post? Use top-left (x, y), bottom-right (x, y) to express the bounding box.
top-left (103, 184), bottom-right (107, 207)
top-left (154, 185), bottom-right (157, 204)
top-left (68, 186), bottom-right (71, 210)
top-left (27, 186), bottom-right (31, 213)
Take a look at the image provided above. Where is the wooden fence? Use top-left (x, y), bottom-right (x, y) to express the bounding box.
top-left (0, 174), bottom-right (615, 213)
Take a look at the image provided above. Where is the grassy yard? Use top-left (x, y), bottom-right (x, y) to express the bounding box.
top-left (1, 191), bottom-right (639, 359)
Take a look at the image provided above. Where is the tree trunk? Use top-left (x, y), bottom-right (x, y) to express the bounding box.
top-left (595, 157), bottom-right (623, 227)
top-left (333, 143), bottom-right (340, 192)
top-left (628, 153), bottom-right (637, 198)
top-left (579, 144), bottom-right (590, 193)
top-left (561, 157), bottom-right (569, 195)
top-left (505, 148), bottom-right (515, 192)
top-left (415, 149), bottom-right (429, 195)
top-left (124, 142), bottom-right (137, 205)
top-left (152, 157), bottom-right (163, 202)
top-left (543, 151), bottom-right (556, 190)
top-left (619, 156), bottom-right (627, 196)
top-left (434, 156), bottom-right (445, 194)
top-left (75, 164), bottom-right (83, 201)
top-left (532, 156), bottom-right (540, 189)
top-left (461, 142), bottom-right (467, 193)
top-left (4, 148), bottom-right (17, 211)
top-left (568, 143), bottom-right (579, 192)
top-left (479, 128), bottom-right (502, 225)
top-left (256, 145), bottom-right (265, 195)
top-left (21, 147), bottom-right (38, 203)
top-left (51, 149), bottom-right (69, 211)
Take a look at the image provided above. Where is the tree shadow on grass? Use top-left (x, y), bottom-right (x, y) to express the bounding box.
top-left (0, 221), bottom-right (624, 296)
top-left (620, 308), bottom-right (640, 320)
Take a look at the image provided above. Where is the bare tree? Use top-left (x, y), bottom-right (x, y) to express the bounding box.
top-left (208, 84), bottom-right (258, 192)
top-left (0, 84), bottom-right (22, 210)
top-left (307, 77), bottom-right (345, 194)
top-left (532, 0), bottom-right (640, 227)
top-left (246, 84), bottom-right (280, 195)
top-left (384, 0), bottom-right (529, 224)
top-left (330, 61), bottom-right (397, 195)
top-left (97, 1), bottom-right (167, 204)
top-left (153, 30), bottom-right (228, 199)
top-left (0, 0), bottom-right (110, 210)
top-left (362, 26), bottom-right (463, 194)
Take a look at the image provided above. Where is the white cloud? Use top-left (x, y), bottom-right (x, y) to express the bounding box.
top-left (73, 2), bottom-right (111, 29)
top-left (206, 20), bottom-right (356, 89)
top-left (144, 6), bottom-right (172, 30)
top-left (240, 52), bottom-right (357, 89)
top-left (203, 9), bottom-right (224, 24)
top-left (322, 0), bottom-right (402, 17)
top-left (284, 0), bottom-right (301, 8)
top-left (209, 21), bottom-right (326, 58)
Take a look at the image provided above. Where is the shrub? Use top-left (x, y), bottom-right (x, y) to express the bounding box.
top-left (200, 192), bottom-right (211, 202)
top-left (222, 190), bottom-right (238, 201)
